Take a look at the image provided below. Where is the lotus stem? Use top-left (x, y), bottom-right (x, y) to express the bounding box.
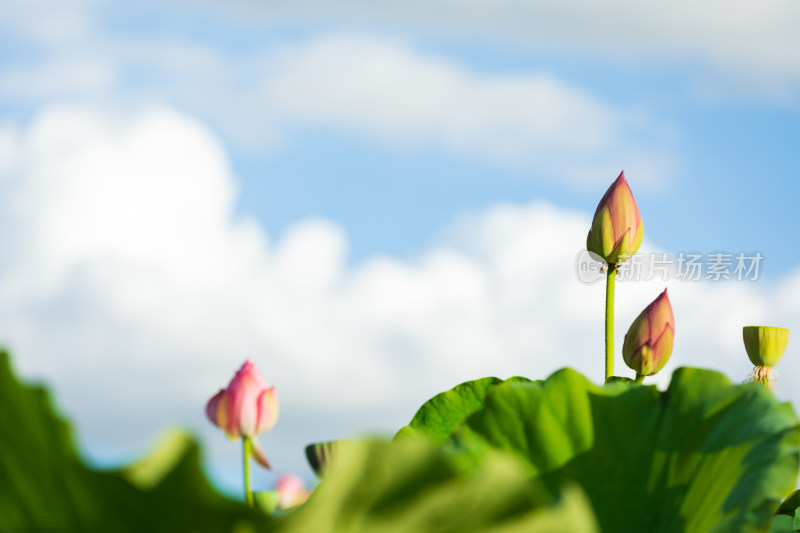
top-left (633, 374), bottom-right (645, 384)
top-left (243, 437), bottom-right (253, 506)
top-left (605, 264), bottom-right (617, 381)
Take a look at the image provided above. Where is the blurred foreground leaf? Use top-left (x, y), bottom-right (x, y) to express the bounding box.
top-left (0, 350), bottom-right (599, 533)
top-left (0, 350), bottom-right (270, 533)
top-left (769, 514), bottom-right (795, 532)
top-left (305, 440), bottom-right (352, 478)
top-left (279, 438), bottom-right (599, 533)
top-left (777, 489), bottom-right (800, 517)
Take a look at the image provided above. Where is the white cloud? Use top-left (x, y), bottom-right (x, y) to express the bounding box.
top-left (267, 36), bottom-right (612, 152)
top-left (0, 0), bottom-right (100, 45)
top-left (0, 58), bottom-right (116, 101)
top-left (218, 0), bottom-right (800, 94)
top-left (1, 4), bottom-right (677, 186)
top-left (0, 105), bottom-right (796, 493)
top-left (264, 34), bottom-right (671, 185)
top-left (10, 0), bottom-right (800, 93)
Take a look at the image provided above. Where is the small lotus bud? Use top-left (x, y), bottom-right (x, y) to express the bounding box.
top-left (275, 473), bottom-right (309, 509)
top-left (206, 360), bottom-right (279, 469)
top-left (623, 289), bottom-right (674, 376)
top-left (586, 171), bottom-right (644, 265)
top-left (743, 326), bottom-right (789, 368)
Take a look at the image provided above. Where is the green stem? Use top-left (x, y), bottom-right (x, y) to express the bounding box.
top-left (243, 437), bottom-right (253, 506)
top-left (604, 264), bottom-right (617, 381)
top-left (633, 374), bottom-right (645, 384)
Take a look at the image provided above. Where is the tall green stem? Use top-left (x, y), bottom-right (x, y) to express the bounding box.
top-left (243, 437), bottom-right (253, 506)
top-left (605, 264), bottom-right (617, 381)
top-left (633, 373), bottom-right (645, 384)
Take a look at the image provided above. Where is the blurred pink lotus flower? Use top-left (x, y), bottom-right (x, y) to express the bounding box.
top-left (206, 360), bottom-right (279, 468)
top-left (623, 289), bottom-right (675, 376)
top-left (586, 171), bottom-right (644, 265)
top-left (276, 473), bottom-right (309, 509)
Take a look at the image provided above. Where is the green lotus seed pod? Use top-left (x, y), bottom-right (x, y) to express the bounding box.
top-left (742, 326), bottom-right (789, 367)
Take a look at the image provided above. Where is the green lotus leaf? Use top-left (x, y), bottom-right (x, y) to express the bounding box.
top-left (776, 489), bottom-right (800, 517)
top-left (277, 438), bottom-right (599, 533)
top-left (768, 514), bottom-right (794, 532)
top-left (254, 490), bottom-right (280, 515)
top-left (395, 375), bottom-right (531, 445)
top-left (443, 367), bottom-right (800, 533)
top-left (0, 350), bottom-right (270, 533)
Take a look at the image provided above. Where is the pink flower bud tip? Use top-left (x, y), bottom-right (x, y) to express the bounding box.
top-left (587, 171), bottom-right (644, 265)
top-left (623, 289), bottom-right (674, 376)
top-left (206, 360), bottom-right (279, 468)
top-left (276, 473), bottom-right (309, 509)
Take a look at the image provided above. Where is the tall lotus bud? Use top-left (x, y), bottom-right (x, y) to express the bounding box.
top-left (206, 360), bottom-right (279, 468)
top-left (587, 171), bottom-right (643, 265)
top-left (743, 326), bottom-right (789, 392)
top-left (622, 289), bottom-right (674, 376)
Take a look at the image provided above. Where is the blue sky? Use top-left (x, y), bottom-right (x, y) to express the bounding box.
top-left (1, 0), bottom-right (799, 495)
top-left (4, 0), bottom-right (799, 276)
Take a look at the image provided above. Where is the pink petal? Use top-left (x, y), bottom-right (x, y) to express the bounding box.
top-left (206, 389), bottom-right (226, 428)
top-left (593, 171), bottom-right (625, 218)
top-left (629, 307), bottom-right (652, 353)
top-left (227, 371), bottom-right (262, 437)
top-left (215, 390), bottom-right (240, 439)
top-left (649, 289), bottom-right (674, 332)
top-left (236, 360), bottom-right (269, 389)
top-left (650, 324), bottom-right (675, 371)
top-left (255, 387), bottom-right (279, 434)
top-left (250, 437), bottom-right (271, 469)
top-left (607, 176), bottom-right (640, 242)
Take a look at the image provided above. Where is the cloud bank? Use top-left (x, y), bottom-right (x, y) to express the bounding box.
top-left (0, 1), bottom-right (676, 186)
top-left (263, 34), bottom-right (670, 185)
top-left (218, 0), bottom-right (800, 95)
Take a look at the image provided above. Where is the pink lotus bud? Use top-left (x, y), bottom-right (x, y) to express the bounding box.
top-left (586, 171), bottom-right (644, 265)
top-left (275, 473), bottom-right (308, 509)
top-left (623, 289), bottom-right (674, 376)
top-left (206, 360), bottom-right (279, 468)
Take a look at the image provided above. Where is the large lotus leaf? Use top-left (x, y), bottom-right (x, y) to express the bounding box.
top-left (0, 350), bottom-right (270, 533)
top-left (444, 367), bottom-right (800, 533)
top-left (276, 438), bottom-right (599, 533)
top-left (777, 489), bottom-right (800, 517)
top-left (768, 514), bottom-right (794, 533)
top-left (395, 376), bottom-right (531, 445)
